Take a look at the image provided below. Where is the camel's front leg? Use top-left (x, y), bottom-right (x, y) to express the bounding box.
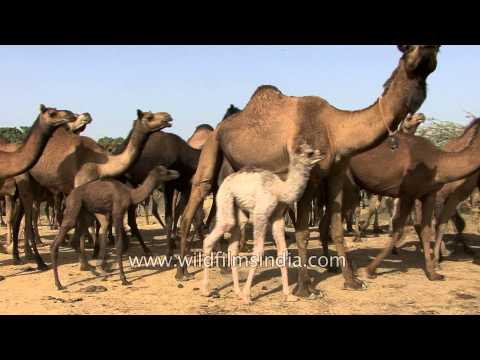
top-left (328, 161), bottom-right (366, 290)
top-left (293, 182), bottom-right (319, 299)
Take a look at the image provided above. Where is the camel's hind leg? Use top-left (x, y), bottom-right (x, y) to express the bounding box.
top-left (113, 213), bottom-right (130, 286)
top-left (95, 213), bottom-right (111, 276)
top-left (367, 197), bottom-right (413, 278)
top-left (201, 191), bottom-right (235, 297)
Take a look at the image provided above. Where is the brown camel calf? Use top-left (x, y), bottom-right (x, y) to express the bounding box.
top-left (50, 166), bottom-right (179, 290)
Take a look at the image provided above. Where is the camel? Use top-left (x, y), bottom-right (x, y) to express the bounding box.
top-left (123, 106), bottom-right (240, 259)
top-left (178, 45), bottom-right (440, 297)
top-left (336, 112), bottom-right (480, 281)
top-left (0, 105), bottom-right (78, 188)
top-left (347, 113), bottom-right (427, 241)
top-left (11, 110), bottom-right (173, 270)
top-left (433, 117), bottom-right (480, 266)
top-left (202, 144), bottom-right (322, 304)
top-left (51, 165), bottom-right (180, 290)
top-left (1, 112), bottom-right (93, 255)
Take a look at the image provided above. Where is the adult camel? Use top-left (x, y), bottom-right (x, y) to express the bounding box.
top-left (0, 105), bottom-right (78, 187)
top-left (338, 114), bottom-right (480, 281)
top-left (0, 105), bottom-right (79, 270)
top-left (433, 117), bottom-right (480, 266)
top-left (178, 45), bottom-right (441, 297)
top-left (10, 110), bottom-right (173, 269)
top-left (123, 106), bottom-right (239, 258)
top-left (1, 112), bottom-right (93, 254)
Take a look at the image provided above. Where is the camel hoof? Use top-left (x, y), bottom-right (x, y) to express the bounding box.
top-left (37, 263), bottom-right (49, 272)
top-left (293, 285), bottom-right (318, 299)
top-left (80, 263), bottom-right (95, 272)
top-left (5, 244), bottom-right (14, 255)
top-left (219, 266), bottom-right (232, 275)
top-left (240, 294), bottom-right (253, 305)
top-left (175, 273), bottom-right (194, 282)
top-left (122, 280), bottom-right (132, 286)
top-left (13, 258), bottom-right (24, 265)
top-left (427, 272), bottom-right (445, 281)
top-left (463, 246), bottom-right (476, 256)
top-left (284, 294), bottom-right (300, 302)
top-left (366, 269), bottom-right (377, 279)
top-left (344, 278), bottom-right (368, 290)
top-left (327, 265), bottom-right (341, 273)
top-left (56, 284), bottom-right (65, 291)
top-left (0, 275), bottom-right (5, 282)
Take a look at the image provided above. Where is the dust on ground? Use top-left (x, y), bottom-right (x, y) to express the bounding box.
top-left (1, 211), bottom-right (479, 315)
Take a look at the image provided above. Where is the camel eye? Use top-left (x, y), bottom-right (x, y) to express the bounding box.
top-left (49, 111), bottom-right (58, 117)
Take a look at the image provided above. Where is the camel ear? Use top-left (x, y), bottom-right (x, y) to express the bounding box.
top-left (397, 45), bottom-right (412, 53)
top-left (40, 104), bottom-right (47, 113)
top-left (137, 109), bottom-right (144, 119)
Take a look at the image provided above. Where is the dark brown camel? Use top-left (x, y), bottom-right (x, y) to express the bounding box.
top-left (51, 165), bottom-right (180, 290)
top-left (11, 110), bottom-right (173, 270)
top-left (123, 106), bottom-right (239, 259)
top-left (338, 114), bottom-right (480, 281)
top-left (178, 45), bottom-right (440, 298)
top-left (433, 117), bottom-right (480, 266)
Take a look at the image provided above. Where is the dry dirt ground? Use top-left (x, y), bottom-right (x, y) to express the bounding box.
top-left (1, 210), bottom-right (480, 315)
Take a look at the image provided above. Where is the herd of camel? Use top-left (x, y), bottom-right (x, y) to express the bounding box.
top-left (1, 44), bottom-right (480, 304)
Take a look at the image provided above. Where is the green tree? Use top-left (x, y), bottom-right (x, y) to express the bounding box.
top-left (0, 127), bottom-right (26, 143)
top-left (416, 117), bottom-right (465, 148)
top-left (97, 137), bottom-right (125, 152)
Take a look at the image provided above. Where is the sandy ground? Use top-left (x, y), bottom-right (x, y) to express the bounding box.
top-left (1, 210), bottom-right (480, 315)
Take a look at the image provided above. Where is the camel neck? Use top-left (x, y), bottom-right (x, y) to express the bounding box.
top-left (0, 117), bottom-right (53, 179)
top-left (330, 64), bottom-right (427, 157)
top-left (277, 162), bottom-right (311, 204)
top-left (96, 121), bottom-right (149, 178)
top-left (130, 171), bottom-right (159, 205)
top-left (435, 131), bottom-right (480, 184)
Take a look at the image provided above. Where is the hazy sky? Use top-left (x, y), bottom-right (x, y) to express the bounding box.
top-left (0, 45), bottom-right (478, 140)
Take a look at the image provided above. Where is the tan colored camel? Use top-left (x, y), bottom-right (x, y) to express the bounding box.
top-left (0, 105), bottom-right (78, 187)
top-left (11, 110), bottom-right (173, 269)
top-left (178, 45), bottom-right (440, 297)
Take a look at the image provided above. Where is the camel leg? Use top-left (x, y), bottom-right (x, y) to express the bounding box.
top-left (164, 186), bottom-right (178, 260)
top-left (293, 183), bottom-right (320, 298)
top-left (352, 204), bottom-right (362, 242)
top-left (450, 210), bottom-right (475, 256)
top-left (434, 195), bottom-right (461, 268)
top-left (367, 197), bottom-right (413, 278)
top-left (201, 215), bottom-right (234, 296)
top-left (5, 195), bottom-right (14, 252)
top-left (77, 220), bottom-right (95, 272)
top-left (177, 183), bottom-right (211, 281)
top-left (94, 214), bottom-right (111, 276)
top-left (11, 199), bottom-right (24, 264)
top-left (126, 205), bottom-right (149, 255)
top-left (418, 195), bottom-right (444, 281)
top-left (241, 210), bottom-right (270, 304)
top-left (271, 209), bottom-right (298, 302)
top-left (329, 162), bottom-right (366, 290)
top-left (32, 199), bottom-right (44, 246)
top-left (113, 215), bottom-right (130, 286)
top-left (50, 220), bottom-right (76, 290)
top-left (151, 197), bottom-right (166, 229)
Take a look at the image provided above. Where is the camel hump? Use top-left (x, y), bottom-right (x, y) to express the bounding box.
top-left (251, 85), bottom-right (283, 99)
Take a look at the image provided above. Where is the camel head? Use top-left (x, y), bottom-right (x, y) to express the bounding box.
top-left (39, 104), bottom-right (78, 128)
top-left (402, 113), bottom-right (426, 134)
top-left (397, 45), bottom-right (441, 78)
top-left (67, 113), bottom-right (93, 134)
top-left (294, 143), bottom-right (324, 169)
top-left (135, 109), bottom-right (173, 134)
top-left (151, 165), bottom-right (180, 183)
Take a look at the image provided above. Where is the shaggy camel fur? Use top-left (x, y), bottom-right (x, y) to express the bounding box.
top-left (51, 166), bottom-right (179, 290)
top-left (202, 144), bottom-right (322, 304)
top-left (178, 46), bottom-right (440, 298)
